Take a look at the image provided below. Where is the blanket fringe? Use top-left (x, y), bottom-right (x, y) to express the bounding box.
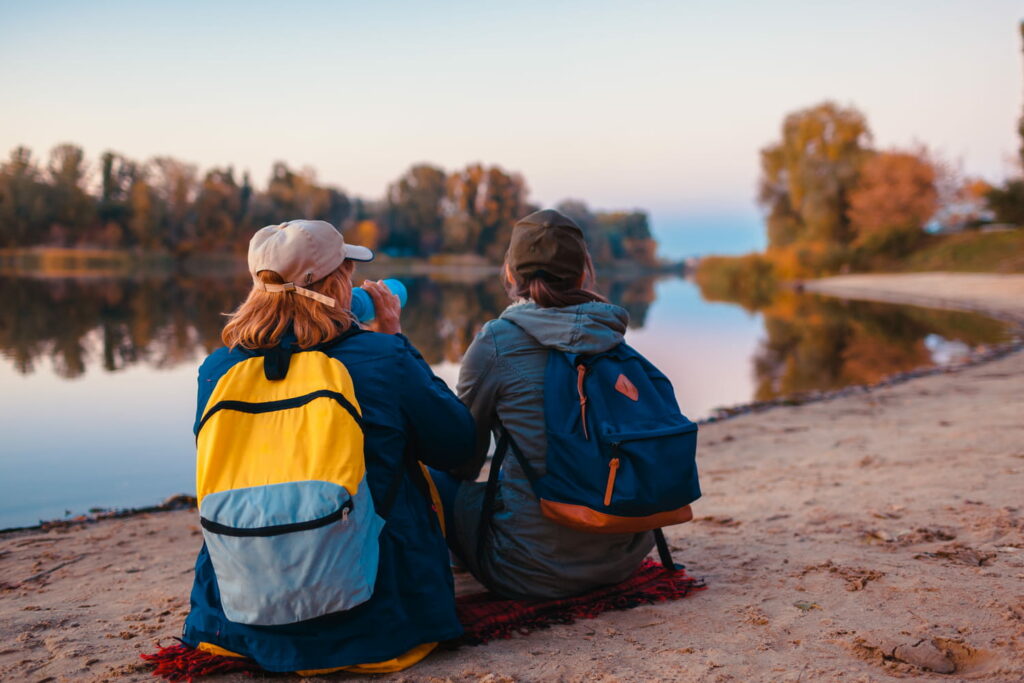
top-left (139, 639), bottom-right (260, 681)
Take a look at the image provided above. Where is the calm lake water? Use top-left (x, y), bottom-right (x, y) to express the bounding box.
top-left (0, 271), bottom-right (1013, 529)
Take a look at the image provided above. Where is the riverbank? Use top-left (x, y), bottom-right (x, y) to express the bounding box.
top-left (2, 273), bottom-right (1023, 681)
top-left (804, 272), bottom-right (1024, 322)
top-left (0, 246), bottom-right (683, 281)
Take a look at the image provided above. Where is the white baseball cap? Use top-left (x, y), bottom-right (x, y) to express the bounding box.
top-left (248, 220), bottom-right (374, 307)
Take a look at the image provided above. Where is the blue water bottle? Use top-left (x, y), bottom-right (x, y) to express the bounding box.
top-left (350, 278), bottom-right (408, 323)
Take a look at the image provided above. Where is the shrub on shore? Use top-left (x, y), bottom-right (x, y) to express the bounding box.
top-left (694, 253), bottom-right (777, 312)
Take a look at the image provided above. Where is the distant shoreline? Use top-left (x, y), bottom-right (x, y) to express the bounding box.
top-left (0, 246), bottom-right (685, 279)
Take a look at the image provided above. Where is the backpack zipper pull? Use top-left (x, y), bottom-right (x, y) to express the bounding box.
top-left (576, 364), bottom-right (589, 440)
top-left (342, 506), bottom-right (351, 524)
top-left (604, 455), bottom-right (620, 507)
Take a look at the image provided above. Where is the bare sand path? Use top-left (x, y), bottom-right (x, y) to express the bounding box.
top-left (2, 273), bottom-right (1023, 682)
top-left (803, 273), bottom-right (1024, 321)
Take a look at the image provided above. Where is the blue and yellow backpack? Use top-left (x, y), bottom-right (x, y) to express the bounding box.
top-left (194, 329), bottom-right (397, 626)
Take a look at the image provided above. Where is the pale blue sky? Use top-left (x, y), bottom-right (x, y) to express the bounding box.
top-left (1, 0), bottom-right (1021, 256)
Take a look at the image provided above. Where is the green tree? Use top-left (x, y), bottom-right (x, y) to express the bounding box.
top-left (194, 167), bottom-right (242, 249)
top-left (596, 210), bottom-right (653, 261)
top-left (986, 180), bottom-right (1024, 226)
top-left (97, 151), bottom-right (140, 245)
top-left (0, 147), bottom-right (50, 246)
top-left (383, 164), bottom-right (447, 255)
top-left (557, 199), bottom-right (607, 260)
top-left (150, 156), bottom-right (198, 249)
top-left (46, 144), bottom-right (94, 243)
top-left (440, 164), bottom-right (485, 253)
top-left (982, 21), bottom-right (1024, 227)
top-left (759, 102), bottom-right (872, 247)
top-left (250, 162), bottom-right (350, 230)
top-left (126, 167), bottom-right (169, 250)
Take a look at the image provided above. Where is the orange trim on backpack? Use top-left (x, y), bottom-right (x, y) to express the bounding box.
top-left (603, 457), bottom-right (620, 506)
top-left (576, 364), bottom-right (589, 439)
top-left (614, 373), bottom-right (639, 401)
top-left (539, 499), bottom-right (694, 534)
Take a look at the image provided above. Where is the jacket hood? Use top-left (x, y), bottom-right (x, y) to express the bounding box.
top-left (499, 301), bottom-right (629, 354)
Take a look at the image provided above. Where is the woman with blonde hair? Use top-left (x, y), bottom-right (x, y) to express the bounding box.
top-left (181, 220), bottom-right (475, 674)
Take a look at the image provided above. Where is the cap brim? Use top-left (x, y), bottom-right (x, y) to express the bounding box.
top-left (343, 244), bottom-right (375, 262)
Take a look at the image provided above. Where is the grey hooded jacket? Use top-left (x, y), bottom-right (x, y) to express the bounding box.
top-left (452, 301), bottom-right (654, 599)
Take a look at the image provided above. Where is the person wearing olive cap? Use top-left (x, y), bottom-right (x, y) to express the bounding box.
top-left (430, 209), bottom-right (655, 599)
top-left (180, 220), bottom-right (475, 674)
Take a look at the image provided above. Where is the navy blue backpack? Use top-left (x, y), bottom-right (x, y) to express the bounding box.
top-left (479, 341), bottom-right (700, 570)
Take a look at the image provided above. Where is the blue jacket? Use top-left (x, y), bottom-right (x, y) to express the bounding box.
top-left (182, 331), bottom-right (475, 672)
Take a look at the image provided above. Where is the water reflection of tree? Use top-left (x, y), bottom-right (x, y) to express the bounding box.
top-left (0, 273), bottom-right (659, 376)
top-left (375, 274), bottom-right (658, 365)
top-left (0, 275), bottom-right (248, 378)
top-left (603, 277), bottom-right (656, 329)
top-left (752, 292), bottom-right (1007, 400)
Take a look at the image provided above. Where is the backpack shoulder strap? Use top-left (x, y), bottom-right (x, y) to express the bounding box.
top-left (475, 420), bottom-right (539, 585)
top-left (376, 447), bottom-right (434, 520)
top-left (475, 427), bottom-right (509, 587)
top-left (258, 324), bottom-right (367, 381)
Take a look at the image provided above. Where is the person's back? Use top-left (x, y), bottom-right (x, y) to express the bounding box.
top-left (453, 299), bottom-right (655, 599)
top-left (429, 208), bottom-right (675, 600)
top-left (187, 332), bottom-right (474, 670)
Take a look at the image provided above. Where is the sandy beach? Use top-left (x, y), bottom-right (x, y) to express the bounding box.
top-left (2, 272), bottom-right (1023, 682)
top-left (803, 273), bottom-right (1024, 321)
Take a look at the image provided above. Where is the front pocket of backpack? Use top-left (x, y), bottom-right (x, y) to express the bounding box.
top-left (599, 418), bottom-right (700, 515)
top-left (200, 479), bottom-right (384, 626)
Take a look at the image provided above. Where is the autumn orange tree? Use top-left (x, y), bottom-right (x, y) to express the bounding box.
top-left (754, 101), bottom-right (955, 276)
top-left (759, 101), bottom-right (872, 249)
top-left (847, 149), bottom-right (938, 255)
top-left (439, 163), bottom-right (531, 261)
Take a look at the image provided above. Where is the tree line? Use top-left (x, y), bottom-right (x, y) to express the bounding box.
top-left (0, 147), bottom-right (657, 265)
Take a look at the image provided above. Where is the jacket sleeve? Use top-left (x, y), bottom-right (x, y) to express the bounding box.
top-left (396, 335), bottom-right (476, 472)
top-left (451, 325), bottom-right (501, 481)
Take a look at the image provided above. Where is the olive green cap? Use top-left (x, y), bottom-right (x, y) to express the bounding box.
top-left (507, 209), bottom-right (587, 285)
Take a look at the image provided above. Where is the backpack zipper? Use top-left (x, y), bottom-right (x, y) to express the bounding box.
top-left (576, 364), bottom-right (589, 440)
top-left (604, 448), bottom-right (621, 506)
top-left (201, 498), bottom-right (354, 537)
top-left (600, 420), bottom-right (698, 442)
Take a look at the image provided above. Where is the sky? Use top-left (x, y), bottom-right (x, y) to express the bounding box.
top-left (1, 0), bottom-right (1021, 257)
